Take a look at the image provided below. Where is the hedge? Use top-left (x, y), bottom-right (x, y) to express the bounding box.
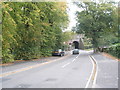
top-left (102, 43), bottom-right (120, 59)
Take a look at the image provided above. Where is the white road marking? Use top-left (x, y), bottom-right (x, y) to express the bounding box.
top-left (76, 54), bottom-right (79, 58)
top-left (91, 56), bottom-right (98, 88)
top-left (62, 54), bottom-right (80, 68)
top-left (72, 58), bottom-right (76, 62)
top-left (85, 56), bottom-right (95, 88)
top-left (62, 62), bottom-right (71, 68)
top-left (72, 54), bottom-right (79, 62)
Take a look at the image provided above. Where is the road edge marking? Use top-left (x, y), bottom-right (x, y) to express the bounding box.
top-left (85, 55), bottom-right (95, 88)
top-left (85, 55), bottom-right (98, 88)
top-left (91, 56), bottom-right (98, 88)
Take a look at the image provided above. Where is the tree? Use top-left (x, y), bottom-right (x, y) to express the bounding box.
top-left (2, 2), bottom-right (69, 63)
top-left (75, 2), bottom-right (118, 52)
top-left (2, 3), bottom-right (18, 63)
top-left (0, 2), bottom-right (2, 58)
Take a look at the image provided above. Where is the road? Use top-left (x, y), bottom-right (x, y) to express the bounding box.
top-left (0, 50), bottom-right (118, 88)
top-left (1, 50), bottom-right (93, 88)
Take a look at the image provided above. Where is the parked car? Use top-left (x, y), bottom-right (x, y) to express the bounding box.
top-left (52, 49), bottom-right (65, 56)
top-left (72, 49), bottom-right (79, 54)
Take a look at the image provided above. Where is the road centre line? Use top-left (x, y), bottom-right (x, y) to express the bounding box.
top-left (62, 62), bottom-right (71, 68)
top-left (72, 58), bottom-right (76, 62)
top-left (72, 54), bottom-right (80, 62)
top-left (85, 55), bottom-right (97, 88)
top-left (62, 54), bottom-right (80, 68)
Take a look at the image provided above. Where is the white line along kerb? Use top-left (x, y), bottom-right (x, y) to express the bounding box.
top-left (85, 56), bottom-right (95, 88)
top-left (91, 56), bottom-right (98, 88)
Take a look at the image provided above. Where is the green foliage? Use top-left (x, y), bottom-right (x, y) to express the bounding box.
top-left (2, 2), bottom-right (68, 63)
top-left (2, 5), bottom-right (17, 63)
top-left (75, 2), bottom-right (118, 50)
top-left (62, 31), bottom-right (75, 42)
top-left (0, 2), bottom-right (2, 58)
top-left (61, 31), bottom-right (75, 50)
top-left (102, 44), bottom-right (120, 59)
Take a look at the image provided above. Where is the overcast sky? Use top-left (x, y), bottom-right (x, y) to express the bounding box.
top-left (64, 0), bottom-right (78, 31)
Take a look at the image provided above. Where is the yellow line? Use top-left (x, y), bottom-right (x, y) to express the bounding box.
top-left (85, 55), bottom-right (97, 88)
top-left (89, 56), bottom-right (98, 86)
top-left (1, 54), bottom-right (71, 77)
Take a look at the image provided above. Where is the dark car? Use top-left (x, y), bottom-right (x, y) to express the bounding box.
top-left (72, 49), bottom-right (79, 54)
top-left (52, 49), bottom-right (65, 56)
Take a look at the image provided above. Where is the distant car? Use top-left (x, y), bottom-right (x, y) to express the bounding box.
top-left (52, 49), bottom-right (65, 56)
top-left (72, 49), bottom-right (79, 54)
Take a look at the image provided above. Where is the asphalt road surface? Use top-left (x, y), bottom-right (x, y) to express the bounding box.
top-left (0, 50), bottom-right (118, 88)
top-left (1, 50), bottom-right (93, 88)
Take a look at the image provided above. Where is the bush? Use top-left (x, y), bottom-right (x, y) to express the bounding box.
top-left (84, 45), bottom-right (93, 49)
top-left (2, 48), bottom-right (14, 63)
top-left (102, 43), bottom-right (120, 59)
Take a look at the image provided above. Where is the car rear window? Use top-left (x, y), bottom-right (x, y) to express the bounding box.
top-left (53, 49), bottom-right (62, 52)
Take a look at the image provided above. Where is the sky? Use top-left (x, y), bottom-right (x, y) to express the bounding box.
top-left (64, 0), bottom-right (119, 31)
top-left (64, 0), bottom-right (79, 31)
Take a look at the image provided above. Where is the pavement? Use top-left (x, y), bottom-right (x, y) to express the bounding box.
top-left (0, 50), bottom-right (119, 89)
top-left (1, 51), bottom-right (70, 73)
top-left (92, 53), bottom-right (118, 88)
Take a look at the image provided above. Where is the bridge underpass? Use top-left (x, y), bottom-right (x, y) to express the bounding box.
top-left (68, 34), bottom-right (84, 50)
top-left (73, 39), bottom-right (84, 49)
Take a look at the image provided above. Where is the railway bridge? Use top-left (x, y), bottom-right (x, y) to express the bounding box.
top-left (68, 34), bottom-right (84, 50)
